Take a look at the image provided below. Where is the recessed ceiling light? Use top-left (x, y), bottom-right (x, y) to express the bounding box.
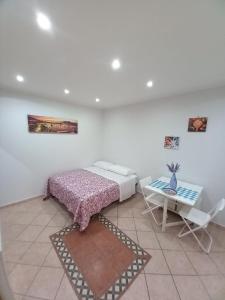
top-left (111, 59), bottom-right (121, 70)
top-left (146, 80), bottom-right (154, 88)
top-left (64, 89), bottom-right (70, 95)
top-left (36, 12), bottom-right (51, 31)
top-left (16, 74), bottom-right (24, 82)
top-left (95, 98), bottom-right (100, 103)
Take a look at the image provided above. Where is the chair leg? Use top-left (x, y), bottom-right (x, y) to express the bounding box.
top-left (142, 205), bottom-right (162, 226)
top-left (151, 210), bottom-right (162, 226)
top-left (178, 218), bottom-right (213, 253)
top-left (142, 204), bottom-right (159, 215)
top-left (142, 207), bottom-right (153, 215)
top-left (202, 228), bottom-right (213, 253)
top-left (178, 224), bottom-right (187, 237)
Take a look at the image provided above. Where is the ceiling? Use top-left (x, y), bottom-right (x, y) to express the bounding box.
top-left (0, 0), bottom-right (225, 108)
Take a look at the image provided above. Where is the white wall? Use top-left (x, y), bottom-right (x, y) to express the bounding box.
top-left (0, 93), bottom-right (103, 206)
top-left (103, 87), bottom-right (225, 226)
top-left (1, 87), bottom-right (225, 226)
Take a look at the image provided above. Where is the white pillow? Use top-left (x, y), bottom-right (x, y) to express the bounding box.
top-left (108, 164), bottom-right (136, 176)
top-left (93, 160), bottom-right (114, 170)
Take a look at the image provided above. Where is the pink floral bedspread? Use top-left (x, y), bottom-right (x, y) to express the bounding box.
top-left (46, 169), bottom-right (119, 230)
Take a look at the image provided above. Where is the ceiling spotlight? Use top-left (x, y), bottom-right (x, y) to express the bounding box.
top-left (95, 98), bottom-right (100, 103)
top-left (16, 74), bottom-right (24, 82)
top-left (111, 59), bottom-right (121, 70)
top-left (64, 89), bottom-right (70, 95)
top-left (36, 12), bottom-right (51, 31)
top-left (146, 80), bottom-right (154, 88)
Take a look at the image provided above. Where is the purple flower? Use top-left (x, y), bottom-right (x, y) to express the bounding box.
top-left (167, 163), bottom-right (180, 173)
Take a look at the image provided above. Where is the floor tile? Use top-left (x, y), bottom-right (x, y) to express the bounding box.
top-left (123, 230), bottom-right (138, 243)
top-left (118, 207), bottom-right (133, 218)
top-left (186, 251), bottom-right (219, 275)
top-left (17, 225), bottom-right (44, 242)
top-left (19, 242), bottom-right (52, 266)
top-left (102, 205), bottom-right (118, 217)
top-left (118, 218), bottom-right (135, 230)
top-left (210, 252), bottom-right (225, 274)
top-left (157, 233), bottom-right (183, 250)
top-left (146, 274), bottom-right (180, 300)
top-left (134, 218), bottom-right (153, 231)
top-left (32, 213), bottom-right (53, 226)
top-left (200, 275), bottom-right (225, 300)
top-left (8, 264), bottom-right (39, 294)
top-left (211, 236), bottom-right (225, 252)
top-left (107, 217), bottom-right (117, 226)
top-left (117, 200), bottom-right (133, 209)
top-left (107, 216), bottom-right (118, 226)
top-left (144, 249), bottom-right (170, 274)
top-left (179, 235), bottom-right (202, 251)
top-left (0, 210), bottom-right (14, 223)
top-left (14, 201), bottom-right (34, 213)
top-left (119, 196), bottom-right (144, 209)
top-left (27, 267), bottom-right (64, 299)
top-left (3, 241), bottom-right (32, 262)
top-left (43, 248), bottom-right (62, 268)
top-left (121, 274), bottom-right (149, 300)
top-left (173, 275), bottom-right (210, 300)
top-left (35, 226), bottom-right (61, 243)
top-left (137, 231), bottom-right (160, 249)
top-left (3, 261), bottom-right (16, 274)
top-left (2, 196), bottom-right (225, 300)
top-left (40, 200), bottom-right (60, 215)
top-left (47, 213), bottom-right (68, 227)
top-left (128, 197), bottom-right (145, 209)
top-left (14, 294), bottom-right (23, 300)
top-left (22, 296), bottom-right (46, 300)
top-left (1, 224), bottom-right (27, 241)
top-left (10, 212), bottom-right (39, 225)
top-left (55, 274), bottom-right (79, 300)
top-left (164, 250), bottom-right (196, 275)
top-left (132, 208), bottom-right (149, 218)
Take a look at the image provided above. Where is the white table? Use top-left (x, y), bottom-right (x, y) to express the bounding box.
top-left (145, 176), bottom-right (203, 232)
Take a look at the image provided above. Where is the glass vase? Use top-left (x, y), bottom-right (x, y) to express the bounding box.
top-left (169, 172), bottom-right (177, 190)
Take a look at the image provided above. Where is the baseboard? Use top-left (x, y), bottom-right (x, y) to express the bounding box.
top-left (0, 195), bottom-right (43, 209)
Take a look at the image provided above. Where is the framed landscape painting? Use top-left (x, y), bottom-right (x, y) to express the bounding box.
top-left (164, 136), bottom-right (180, 150)
top-left (28, 115), bottom-right (78, 134)
top-left (188, 117), bottom-right (207, 132)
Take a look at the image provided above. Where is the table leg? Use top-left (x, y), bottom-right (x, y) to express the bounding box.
top-left (162, 198), bottom-right (168, 232)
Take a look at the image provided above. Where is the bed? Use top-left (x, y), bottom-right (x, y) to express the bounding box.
top-left (45, 162), bottom-right (137, 230)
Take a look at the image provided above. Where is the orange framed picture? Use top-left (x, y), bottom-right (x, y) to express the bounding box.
top-left (188, 117), bottom-right (207, 132)
top-left (28, 115), bottom-right (78, 134)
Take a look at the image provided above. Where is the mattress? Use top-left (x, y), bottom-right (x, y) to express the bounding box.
top-left (85, 166), bottom-right (137, 201)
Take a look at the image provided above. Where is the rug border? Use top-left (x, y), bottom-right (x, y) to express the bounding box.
top-left (50, 214), bottom-right (151, 300)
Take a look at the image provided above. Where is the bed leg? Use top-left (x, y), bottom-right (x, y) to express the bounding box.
top-left (43, 195), bottom-right (50, 201)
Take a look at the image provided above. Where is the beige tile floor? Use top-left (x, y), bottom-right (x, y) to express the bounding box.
top-left (1, 194), bottom-right (225, 300)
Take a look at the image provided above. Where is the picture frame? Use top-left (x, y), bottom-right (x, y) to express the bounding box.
top-left (28, 115), bottom-right (78, 134)
top-left (164, 136), bottom-right (180, 150)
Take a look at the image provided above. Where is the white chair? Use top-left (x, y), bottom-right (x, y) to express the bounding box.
top-left (140, 176), bottom-right (165, 225)
top-left (178, 198), bottom-right (225, 253)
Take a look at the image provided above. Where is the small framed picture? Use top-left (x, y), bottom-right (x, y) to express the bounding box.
top-left (164, 136), bottom-right (180, 150)
top-left (188, 117), bottom-right (207, 132)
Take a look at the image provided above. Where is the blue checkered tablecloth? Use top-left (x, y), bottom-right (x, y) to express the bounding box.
top-left (149, 180), bottom-right (199, 201)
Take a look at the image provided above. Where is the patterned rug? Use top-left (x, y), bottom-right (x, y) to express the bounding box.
top-left (50, 214), bottom-right (151, 300)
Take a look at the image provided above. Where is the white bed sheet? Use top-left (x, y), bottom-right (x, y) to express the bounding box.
top-left (84, 166), bottom-right (137, 201)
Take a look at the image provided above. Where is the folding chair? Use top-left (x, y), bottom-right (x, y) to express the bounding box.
top-left (140, 176), bottom-right (164, 226)
top-left (178, 198), bottom-right (225, 253)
